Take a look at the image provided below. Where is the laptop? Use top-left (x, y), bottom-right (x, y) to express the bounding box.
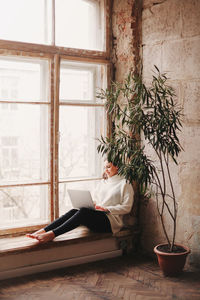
top-left (67, 189), bottom-right (95, 209)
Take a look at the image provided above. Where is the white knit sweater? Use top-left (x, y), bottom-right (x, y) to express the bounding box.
top-left (93, 175), bottom-right (134, 234)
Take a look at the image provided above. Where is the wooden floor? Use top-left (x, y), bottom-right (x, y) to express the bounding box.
top-left (0, 254), bottom-right (199, 300)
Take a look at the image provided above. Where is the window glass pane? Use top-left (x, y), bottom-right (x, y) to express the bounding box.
top-left (59, 180), bottom-right (101, 216)
top-left (55, 0), bottom-right (105, 51)
top-left (0, 104), bottom-right (50, 184)
top-left (60, 61), bottom-right (107, 103)
top-left (0, 56), bottom-right (49, 102)
top-left (59, 106), bottom-right (105, 180)
top-left (60, 68), bottom-right (93, 101)
top-left (0, 0), bottom-right (52, 44)
top-left (0, 185), bottom-right (49, 229)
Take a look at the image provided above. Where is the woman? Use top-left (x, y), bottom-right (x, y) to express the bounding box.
top-left (27, 161), bottom-right (134, 243)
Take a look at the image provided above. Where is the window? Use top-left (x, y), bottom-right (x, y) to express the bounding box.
top-left (0, 0), bottom-right (52, 45)
top-left (0, 56), bottom-right (50, 230)
top-left (0, 0), bottom-right (105, 51)
top-left (55, 0), bottom-right (105, 50)
top-left (1, 137), bottom-right (19, 172)
top-left (59, 61), bottom-right (106, 214)
top-left (0, 1), bottom-right (110, 236)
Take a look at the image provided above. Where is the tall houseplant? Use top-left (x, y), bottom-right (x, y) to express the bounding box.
top-left (97, 67), bottom-right (190, 275)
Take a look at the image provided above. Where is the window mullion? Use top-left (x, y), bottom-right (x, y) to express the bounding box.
top-left (53, 54), bottom-right (60, 220)
top-left (52, 0), bottom-right (55, 46)
top-left (50, 59), bottom-right (55, 222)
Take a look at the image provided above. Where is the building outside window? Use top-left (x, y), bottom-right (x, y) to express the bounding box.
top-left (0, 0), bottom-right (110, 236)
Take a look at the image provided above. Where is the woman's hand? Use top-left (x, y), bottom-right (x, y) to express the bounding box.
top-left (95, 205), bottom-right (109, 212)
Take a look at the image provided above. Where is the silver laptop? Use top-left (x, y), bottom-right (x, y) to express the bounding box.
top-left (67, 189), bottom-right (95, 209)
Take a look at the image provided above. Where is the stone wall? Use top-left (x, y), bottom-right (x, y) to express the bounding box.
top-left (141, 0), bottom-right (200, 268)
top-left (111, 0), bottom-right (200, 268)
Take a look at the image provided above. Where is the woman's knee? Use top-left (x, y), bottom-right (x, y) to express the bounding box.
top-left (63, 208), bottom-right (78, 217)
top-left (78, 207), bottom-right (94, 221)
top-left (79, 207), bottom-right (91, 215)
top-left (70, 208), bottom-right (79, 213)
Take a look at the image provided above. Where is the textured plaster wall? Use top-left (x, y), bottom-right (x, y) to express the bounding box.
top-left (141, 0), bottom-right (200, 268)
top-left (111, 0), bottom-right (200, 268)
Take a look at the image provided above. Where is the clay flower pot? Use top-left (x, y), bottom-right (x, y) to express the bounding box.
top-left (154, 243), bottom-right (190, 276)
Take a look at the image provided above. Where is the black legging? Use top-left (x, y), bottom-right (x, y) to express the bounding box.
top-left (44, 207), bottom-right (112, 237)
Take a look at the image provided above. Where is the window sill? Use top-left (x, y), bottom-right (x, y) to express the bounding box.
top-left (0, 226), bottom-right (139, 280)
top-left (0, 227), bottom-right (111, 256)
top-left (0, 226), bottom-right (138, 257)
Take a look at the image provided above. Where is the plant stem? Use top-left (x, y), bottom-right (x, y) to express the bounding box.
top-left (164, 153), bottom-right (177, 251)
top-left (153, 172), bottom-right (171, 248)
top-left (153, 171), bottom-right (174, 219)
top-left (159, 150), bottom-right (166, 196)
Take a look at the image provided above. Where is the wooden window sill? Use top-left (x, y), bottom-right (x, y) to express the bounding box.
top-left (0, 226), bottom-right (138, 257)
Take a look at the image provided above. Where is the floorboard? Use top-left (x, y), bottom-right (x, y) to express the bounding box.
top-left (0, 254), bottom-right (199, 300)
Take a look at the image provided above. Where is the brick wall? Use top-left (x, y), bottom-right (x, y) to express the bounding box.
top-left (111, 0), bottom-right (139, 81)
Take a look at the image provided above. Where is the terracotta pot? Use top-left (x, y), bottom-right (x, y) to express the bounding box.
top-left (154, 243), bottom-right (190, 276)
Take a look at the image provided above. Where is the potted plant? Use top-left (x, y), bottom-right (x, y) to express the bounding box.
top-left (97, 67), bottom-right (190, 276)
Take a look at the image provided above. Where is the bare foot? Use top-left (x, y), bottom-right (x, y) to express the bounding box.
top-left (36, 231), bottom-right (55, 243)
top-left (26, 228), bottom-right (46, 240)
